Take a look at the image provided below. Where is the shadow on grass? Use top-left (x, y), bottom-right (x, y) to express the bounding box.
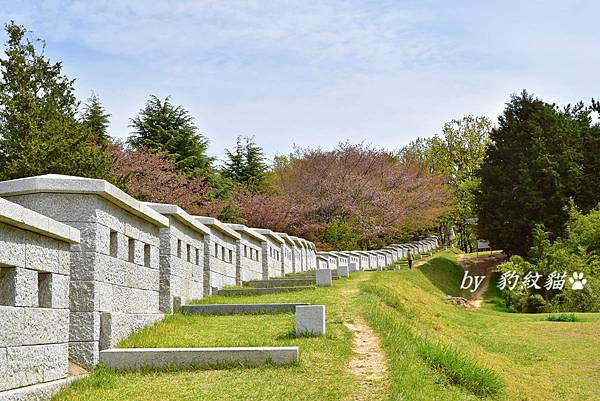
top-left (484, 272), bottom-right (513, 313)
top-left (418, 255), bottom-right (468, 298)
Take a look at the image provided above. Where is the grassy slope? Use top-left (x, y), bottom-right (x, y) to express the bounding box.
top-left (54, 252), bottom-right (600, 401)
top-left (361, 252), bottom-right (600, 401)
top-left (54, 275), bottom-right (385, 401)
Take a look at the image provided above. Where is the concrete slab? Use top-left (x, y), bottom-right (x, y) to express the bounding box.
top-left (215, 286), bottom-right (314, 296)
top-left (182, 303), bottom-right (309, 315)
top-left (296, 305), bottom-right (325, 336)
top-left (99, 347), bottom-right (299, 370)
top-left (315, 270), bottom-right (332, 286)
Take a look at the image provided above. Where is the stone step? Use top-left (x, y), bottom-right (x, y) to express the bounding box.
top-left (181, 303), bottom-right (310, 315)
top-left (215, 286), bottom-right (316, 296)
top-left (243, 279), bottom-right (315, 288)
top-left (286, 271), bottom-right (339, 279)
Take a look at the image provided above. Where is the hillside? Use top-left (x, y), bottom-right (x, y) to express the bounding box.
top-left (54, 251), bottom-right (600, 401)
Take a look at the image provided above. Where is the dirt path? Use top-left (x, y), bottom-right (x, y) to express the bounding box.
top-left (344, 318), bottom-right (388, 401)
top-left (339, 277), bottom-right (388, 401)
top-left (456, 253), bottom-right (506, 308)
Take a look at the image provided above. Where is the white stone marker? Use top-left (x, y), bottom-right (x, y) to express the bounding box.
top-left (348, 262), bottom-right (358, 272)
top-left (296, 305), bottom-right (326, 336)
top-left (338, 265), bottom-right (349, 277)
top-left (315, 269), bottom-right (332, 286)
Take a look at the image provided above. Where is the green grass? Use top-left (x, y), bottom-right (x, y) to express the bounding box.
top-left (546, 313), bottom-right (578, 322)
top-left (361, 251), bottom-right (600, 400)
top-left (54, 277), bottom-right (380, 401)
top-left (54, 250), bottom-right (600, 401)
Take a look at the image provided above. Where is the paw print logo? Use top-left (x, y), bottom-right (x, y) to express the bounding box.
top-left (569, 272), bottom-right (587, 290)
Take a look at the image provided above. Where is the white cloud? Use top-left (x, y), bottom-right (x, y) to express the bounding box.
top-left (0, 0), bottom-right (598, 161)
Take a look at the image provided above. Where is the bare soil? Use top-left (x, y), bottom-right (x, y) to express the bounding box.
top-left (344, 317), bottom-right (388, 401)
top-left (456, 253), bottom-right (506, 308)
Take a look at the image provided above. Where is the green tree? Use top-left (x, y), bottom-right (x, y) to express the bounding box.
top-left (476, 91), bottom-right (585, 255)
top-left (81, 92), bottom-right (111, 144)
top-left (222, 136), bottom-right (245, 183)
top-left (400, 115), bottom-right (492, 251)
top-left (0, 22), bottom-right (120, 184)
top-left (128, 95), bottom-right (213, 174)
top-left (223, 135), bottom-right (267, 189)
top-left (243, 136), bottom-right (267, 187)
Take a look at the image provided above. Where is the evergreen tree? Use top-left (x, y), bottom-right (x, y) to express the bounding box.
top-left (0, 22), bottom-right (120, 184)
top-left (476, 91), bottom-right (585, 255)
top-left (222, 135), bottom-right (267, 189)
top-left (243, 136), bottom-right (267, 187)
top-left (222, 136), bottom-right (245, 183)
top-left (81, 92), bottom-right (111, 144)
top-left (128, 95), bottom-right (213, 174)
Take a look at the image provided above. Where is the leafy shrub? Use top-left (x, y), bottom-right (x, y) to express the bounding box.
top-left (546, 313), bottom-right (577, 322)
top-left (496, 205), bottom-right (600, 313)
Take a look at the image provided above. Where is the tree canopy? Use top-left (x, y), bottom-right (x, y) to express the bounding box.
top-left (476, 91), bottom-right (599, 255)
top-left (0, 22), bottom-right (120, 184)
top-left (222, 135), bottom-right (268, 189)
top-left (128, 95), bottom-right (213, 175)
top-left (81, 92), bottom-right (111, 145)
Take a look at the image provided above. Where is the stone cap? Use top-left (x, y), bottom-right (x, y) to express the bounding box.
top-left (144, 203), bottom-right (210, 236)
top-left (253, 228), bottom-right (285, 244)
top-left (289, 236), bottom-right (305, 248)
top-left (298, 238), bottom-right (312, 249)
top-left (0, 197), bottom-right (80, 243)
top-left (275, 232), bottom-right (296, 247)
top-left (193, 216), bottom-right (241, 240)
top-left (225, 224), bottom-right (267, 242)
top-left (0, 174), bottom-right (169, 228)
top-left (329, 252), bottom-right (349, 260)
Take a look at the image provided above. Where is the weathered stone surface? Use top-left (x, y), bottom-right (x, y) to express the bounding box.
top-left (69, 281), bottom-right (97, 312)
top-left (1, 343), bottom-right (68, 391)
top-left (99, 346), bottom-right (299, 371)
top-left (216, 286), bottom-right (314, 296)
top-left (21, 308), bottom-right (69, 345)
top-left (0, 224), bottom-right (26, 268)
top-left (0, 376), bottom-right (78, 401)
top-left (69, 341), bottom-right (99, 369)
top-left (99, 312), bottom-right (164, 350)
top-left (39, 273), bottom-right (70, 309)
top-left (69, 311), bottom-right (100, 342)
top-left (296, 305), bottom-right (326, 336)
top-left (13, 268), bottom-right (37, 307)
top-left (315, 269), bottom-right (332, 287)
top-left (338, 265), bottom-right (349, 277)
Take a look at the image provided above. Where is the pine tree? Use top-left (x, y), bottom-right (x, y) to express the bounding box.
top-left (222, 135), bottom-right (267, 189)
top-left (243, 136), bottom-right (267, 187)
top-left (476, 91), bottom-right (584, 255)
top-left (0, 22), bottom-right (120, 184)
top-left (81, 92), bottom-right (111, 144)
top-left (222, 136), bottom-right (245, 183)
top-left (128, 95), bottom-right (213, 175)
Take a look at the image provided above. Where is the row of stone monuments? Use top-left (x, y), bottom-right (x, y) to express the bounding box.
top-left (0, 173), bottom-right (438, 400)
top-left (0, 174), bottom-right (318, 399)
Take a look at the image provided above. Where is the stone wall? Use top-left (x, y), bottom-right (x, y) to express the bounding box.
top-left (255, 229), bottom-right (284, 279)
top-left (195, 218), bottom-right (240, 294)
top-left (226, 224), bottom-right (264, 283)
top-left (145, 203), bottom-right (209, 313)
top-left (0, 174), bottom-right (437, 400)
top-left (0, 197), bottom-right (79, 394)
top-left (0, 175), bottom-right (168, 368)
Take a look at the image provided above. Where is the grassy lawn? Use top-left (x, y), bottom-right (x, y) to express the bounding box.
top-left (54, 273), bottom-right (384, 401)
top-left (54, 251), bottom-right (600, 400)
top-left (360, 252), bottom-right (600, 401)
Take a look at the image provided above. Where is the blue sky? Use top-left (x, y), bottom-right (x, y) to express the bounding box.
top-left (1, 1), bottom-right (599, 162)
